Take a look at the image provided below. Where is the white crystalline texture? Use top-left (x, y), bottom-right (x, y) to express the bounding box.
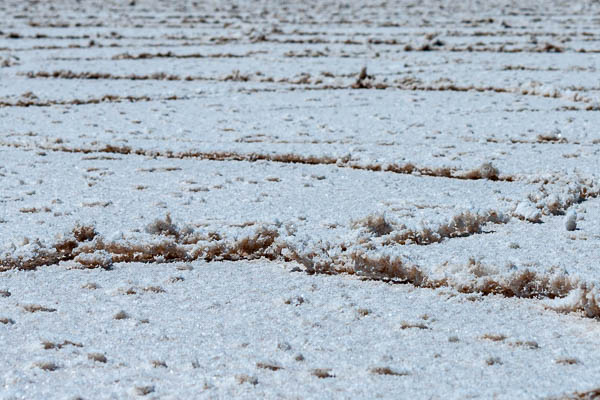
top-left (4, 0), bottom-right (600, 398)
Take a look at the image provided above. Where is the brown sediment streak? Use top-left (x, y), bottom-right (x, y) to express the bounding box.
top-left (47, 50), bottom-right (267, 61)
top-left (0, 221), bottom-right (284, 272)
top-left (9, 39), bottom-right (600, 54)
top-left (19, 70), bottom-right (600, 109)
top-left (0, 215), bottom-right (597, 318)
top-left (0, 94), bottom-right (180, 108)
top-left (0, 141), bottom-right (513, 182)
top-left (552, 387), bottom-right (600, 400)
top-left (21, 70), bottom-right (233, 81)
top-left (354, 210), bottom-right (509, 246)
top-left (111, 50), bottom-right (267, 59)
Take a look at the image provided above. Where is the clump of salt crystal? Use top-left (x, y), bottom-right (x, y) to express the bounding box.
top-left (478, 162), bottom-right (499, 180)
top-left (146, 213), bottom-right (178, 236)
top-left (514, 202), bottom-right (542, 223)
top-left (565, 209), bottom-right (577, 231)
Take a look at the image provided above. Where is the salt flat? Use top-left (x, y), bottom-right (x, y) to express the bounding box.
top-left (2, 0), bottom-right (600, 398)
